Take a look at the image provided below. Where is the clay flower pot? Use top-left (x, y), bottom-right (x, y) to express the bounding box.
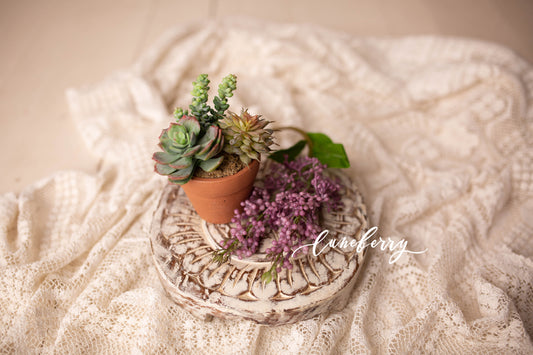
top-left (181, 160), bottom-right (260, 224)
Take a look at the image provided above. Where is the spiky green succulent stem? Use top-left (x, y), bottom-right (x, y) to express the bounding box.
top-left (189, 74), bottom-right (212, 127)
top-left (173, 74), bottom-right (237, 131)
top-left (213, 74), bottom-right (237, 117)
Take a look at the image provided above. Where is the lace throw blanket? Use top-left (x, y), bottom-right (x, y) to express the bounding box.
top-left (1, 20), bottom-right (532, 354)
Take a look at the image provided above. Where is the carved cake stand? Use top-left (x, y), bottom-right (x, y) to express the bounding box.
top-left (149, 169), bottom-right (368, 326)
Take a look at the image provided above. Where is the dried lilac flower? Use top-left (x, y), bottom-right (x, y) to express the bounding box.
top-left (213, 156), bottom-right (343, 282)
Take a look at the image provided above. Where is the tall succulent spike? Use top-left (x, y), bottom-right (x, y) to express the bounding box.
top-left (213, 74), bottom-right (237, 117)
top-left (189, 74), bottom-right (211, 126)
top-left (173, 74), bottom-right (238, 129)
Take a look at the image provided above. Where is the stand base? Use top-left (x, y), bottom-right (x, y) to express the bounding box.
top-left (149, 170), bottom-right (368, 325)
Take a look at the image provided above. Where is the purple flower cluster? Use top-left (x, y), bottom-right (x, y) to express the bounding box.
top-left (219, 156), bottom-right (343, 274)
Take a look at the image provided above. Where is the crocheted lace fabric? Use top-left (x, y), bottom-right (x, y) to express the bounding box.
top-left (1, 20), bottom-right (532, 354)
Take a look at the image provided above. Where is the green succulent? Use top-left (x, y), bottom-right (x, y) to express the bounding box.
top-left (219, 110), bottom-right (275, 165)
top-left (153, 116), bottom-right (224, 184)
top-left (156, 73), bottom-right (276, 183)
top-left (174, 74), bottom-right (237, 130)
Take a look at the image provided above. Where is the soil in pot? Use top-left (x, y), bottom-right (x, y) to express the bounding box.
top-left (194, 153), bottom-right (245, 179)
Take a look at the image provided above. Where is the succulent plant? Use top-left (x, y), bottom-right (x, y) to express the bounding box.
top-left (153, 116), bottom-right (224, 184)
top-left (219, 110), bottom-right (275, 165)
top-left (174, 74), bottom-right (237, 130)
top-left (155, 73), bottom-right (276, 185)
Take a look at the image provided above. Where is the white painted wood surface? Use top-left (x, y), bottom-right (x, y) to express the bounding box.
top-left (150, 169), bottom-right (368, 325)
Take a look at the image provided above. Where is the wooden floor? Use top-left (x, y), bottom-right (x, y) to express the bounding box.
top-left (1, 0), bottom-right (532, 193)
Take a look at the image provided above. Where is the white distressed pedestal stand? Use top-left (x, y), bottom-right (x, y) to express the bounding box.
top-left (150, 170), bottom-right (368, 326)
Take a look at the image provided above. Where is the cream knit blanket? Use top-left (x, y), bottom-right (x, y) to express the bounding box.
top-left (1, 20), bottom-right (532, 354)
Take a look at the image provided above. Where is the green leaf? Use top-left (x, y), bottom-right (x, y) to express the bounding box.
top-left (307, 132), bottom-right (332, 145)
top-left (268, 140), bottom-right (307, 163)
top-left (261, 270), bottom-right (272, 284)
top-left (307, 133), bottom-right (350, 168)
top-left (154, 163), bottom-right (176, 175)
top-left (199, 156), bottom-right (224, 172)
top-left (182, 145), bottom-right (202, 157)
top-left (168, 164), bottom-right (195, 184)
top-left (169, 156), bottom-right (193, 170)
top-left (178, 116), bottom-right (201, 136)
top-left (196, 126), bottom-right (222, 160)
top-left (213, 96), bottom-right (223, 111)
top-left (160, 138), bottom-right (182, 154)
top-left (153, 151), bottom-right (179, 164)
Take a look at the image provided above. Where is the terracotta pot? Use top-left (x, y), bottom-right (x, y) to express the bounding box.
top-left (181, 159), bottom-right (260, 224)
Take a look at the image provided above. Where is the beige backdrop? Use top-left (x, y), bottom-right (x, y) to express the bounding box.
top-left (1, 0), bottom-right (532, 193)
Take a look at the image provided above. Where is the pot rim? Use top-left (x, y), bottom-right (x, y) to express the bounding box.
top-left (186, 159), bottom-right (260, 184)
